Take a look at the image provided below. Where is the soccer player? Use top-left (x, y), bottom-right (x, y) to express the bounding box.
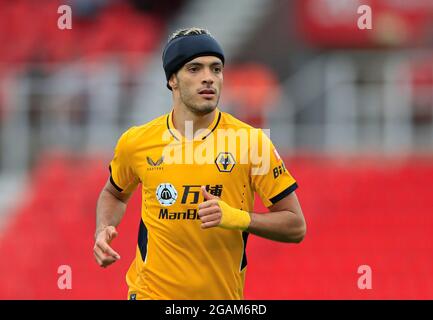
top-left (94, 27), bottom-right (306, 300)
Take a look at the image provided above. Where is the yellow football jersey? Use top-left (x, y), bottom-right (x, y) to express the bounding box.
top-left (108, 108), bottom-right (298, 300)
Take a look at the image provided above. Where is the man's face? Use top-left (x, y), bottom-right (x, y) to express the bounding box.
top-left (171, 56), bottom-right (223, 115)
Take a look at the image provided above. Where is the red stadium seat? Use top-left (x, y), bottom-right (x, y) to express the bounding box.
top-left (0, 0), bottom-right (164, 66)
top-left (1, 154), bottom-right (432, 299)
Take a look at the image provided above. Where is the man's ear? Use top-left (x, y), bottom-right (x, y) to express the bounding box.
top-left (169, 74), bottom-right (178, 90)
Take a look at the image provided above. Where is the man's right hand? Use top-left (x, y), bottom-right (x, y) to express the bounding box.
top-left (93, 226), bottom-right (121, 268)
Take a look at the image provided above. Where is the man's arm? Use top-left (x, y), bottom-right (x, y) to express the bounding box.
top-left (198, 187), bottom-right (306, 243)
top-left (94, 178), bottom-right (133, 267)
top-left (246, 191), bottom-right (306, 243)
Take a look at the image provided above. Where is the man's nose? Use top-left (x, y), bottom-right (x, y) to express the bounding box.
top-left (201, 68), bottom-right (214, 85)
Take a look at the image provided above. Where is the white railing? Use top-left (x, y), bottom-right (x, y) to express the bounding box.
top-left (271, 50), bottom-right (433, 156)
top-left (1, 50), bottom-right (433, 176)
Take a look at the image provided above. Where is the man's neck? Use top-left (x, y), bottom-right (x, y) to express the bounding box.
top-left (172, 105), bottom-right (216, 137)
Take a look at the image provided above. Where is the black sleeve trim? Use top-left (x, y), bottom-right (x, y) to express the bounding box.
top-left (108, 165), bottom-right (124, 192)
top-left (269, 182), bottom-right (298, 205)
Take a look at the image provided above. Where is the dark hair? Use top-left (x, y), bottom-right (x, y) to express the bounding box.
top-left (167, 27), bottom-right (213, 43)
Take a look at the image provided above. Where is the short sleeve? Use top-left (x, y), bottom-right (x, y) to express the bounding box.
top-left (108, 128), bottom-right (140, 193)
top-left (250, 129), bottom-right (298, 207)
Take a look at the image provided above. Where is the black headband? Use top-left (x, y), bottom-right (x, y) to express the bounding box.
top-left (162, 34), bottom-right (225, 90)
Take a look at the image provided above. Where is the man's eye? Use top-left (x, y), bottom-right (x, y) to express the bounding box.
top-left (189, 67), bottom-right (198, 72)
top-left (214, 67), bottom-right (222, 73)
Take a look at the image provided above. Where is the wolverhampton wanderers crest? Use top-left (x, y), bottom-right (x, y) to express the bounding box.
top-left (215, 152), bottom-right (235, 173)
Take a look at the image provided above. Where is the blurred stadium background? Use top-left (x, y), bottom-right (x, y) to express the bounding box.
top-left (0, 0), bottom-right (433, 299)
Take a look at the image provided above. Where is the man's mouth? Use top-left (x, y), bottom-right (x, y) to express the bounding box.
top-left (198, 88), bottom-right (216, 99)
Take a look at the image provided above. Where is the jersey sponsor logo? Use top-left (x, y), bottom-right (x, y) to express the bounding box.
top-left (158, 208), bottom-right (200, 220)
top-left (204, 184), bottom-right (223, 197)
top-left (273, 162), bottom-right (286, 179)
top-left (215, 152), bottom-right (235, 173)
top-left (181, 184), bottom-right (223, 204)
top-left (156, 183), bottom-right (178, 206)
top-left (147, 156), bottom-right (164, 171)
